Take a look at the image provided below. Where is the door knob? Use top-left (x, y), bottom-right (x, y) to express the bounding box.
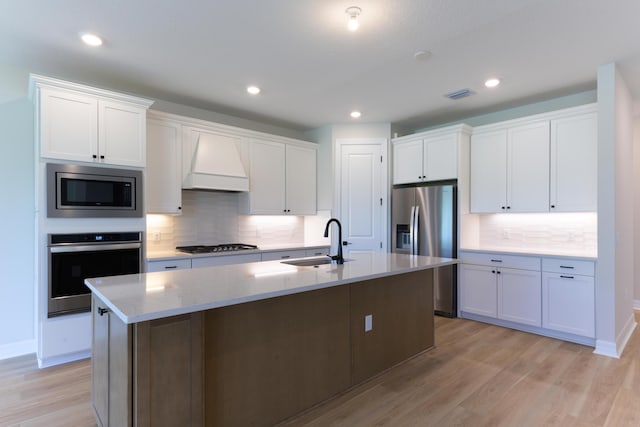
top-left (342, 241), bottom-right (352, 246)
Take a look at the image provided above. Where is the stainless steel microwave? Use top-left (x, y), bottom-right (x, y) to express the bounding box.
top-left (47, 163), bottom-right (143, 218)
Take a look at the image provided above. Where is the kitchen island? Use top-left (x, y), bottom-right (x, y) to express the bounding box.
top-left (85, 253), bottom-right (456, 427)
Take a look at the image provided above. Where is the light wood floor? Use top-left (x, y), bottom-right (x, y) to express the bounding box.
top-left (2, 313), bottom-right (639, 427)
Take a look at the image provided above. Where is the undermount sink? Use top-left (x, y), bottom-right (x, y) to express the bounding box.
top-left (281, 256), bottom-right (345, 267)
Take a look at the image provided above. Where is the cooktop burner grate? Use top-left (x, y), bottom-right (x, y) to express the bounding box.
top-left (176, 243), bottom-right (258, 254)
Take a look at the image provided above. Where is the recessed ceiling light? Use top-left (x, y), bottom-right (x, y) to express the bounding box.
top-left (350, 111), bottom-right (361, 118)
top-left (247, 85), bottom-right (261, 95)
top-left (485, 78), bottom-right (501, 88)
top-left (80, 33), bottom-right (103, 47)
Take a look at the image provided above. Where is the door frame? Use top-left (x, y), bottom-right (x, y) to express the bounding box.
top-left (334, 138), bottom-right (389, 253)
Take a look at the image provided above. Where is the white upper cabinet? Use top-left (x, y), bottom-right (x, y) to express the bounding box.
top-left (146, 116), bottom-right (182, 214)
top-left (241, 139), bottom-right (317, 215)
top-left (31, 75), bottom-right (153, 167)
top-left (285, 144), bottom-right (317, 215)
top-left (550, 112), bottom-right (597, 212)
top-left (392, 125), bottom-right (470, 185)
top-left (506, 121), bottom-right (550, 212)
top-left (393, 139), bottom-right (423, 184)
top-left (470, 104), bottom-right (596, 213)
top-left (470, 130), bottom-right (508, 213)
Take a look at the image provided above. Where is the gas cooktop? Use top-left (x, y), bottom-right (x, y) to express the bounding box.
top-left (176, 243), bottom-right (258, 254)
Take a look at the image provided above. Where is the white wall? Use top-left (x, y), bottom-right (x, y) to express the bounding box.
top-left (0, 68), bottom-right (35, 357)
top-left (635, 118), bottom-right (640, 308)
top-left (595, 63), bottom-right (636, 357)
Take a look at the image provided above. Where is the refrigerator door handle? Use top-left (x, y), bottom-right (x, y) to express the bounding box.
top-left (413, 205), bottom-right (420, 255)
top-left (409, 206), bottom-right (416, 255)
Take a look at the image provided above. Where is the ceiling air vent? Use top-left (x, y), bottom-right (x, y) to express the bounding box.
top-left (444, 88), bottom-right (476, 100)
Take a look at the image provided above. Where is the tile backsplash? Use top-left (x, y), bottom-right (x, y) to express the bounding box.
top-left (475, 212), bottom-right (597, 255)
top-left (146, 190), bottom-right (327, 252)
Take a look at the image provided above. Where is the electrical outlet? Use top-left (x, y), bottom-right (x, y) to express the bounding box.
top-left (153, 232), bottom-right (161, 241)
top-left (502, 228), bottom-right (509, 239)
top-left (365, 314), bottom-right (373, 332)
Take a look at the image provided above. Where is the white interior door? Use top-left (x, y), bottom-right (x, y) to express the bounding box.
top-left (338, 140), bottom-right (387, 258)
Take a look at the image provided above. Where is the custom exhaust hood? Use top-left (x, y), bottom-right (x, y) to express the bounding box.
top-left (182, 132), bottom-right (249, 192)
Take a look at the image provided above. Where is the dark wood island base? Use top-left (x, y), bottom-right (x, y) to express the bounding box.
top-left (92, 270), bottom-right (434, 426)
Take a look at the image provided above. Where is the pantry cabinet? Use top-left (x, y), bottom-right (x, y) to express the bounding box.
top-left (31, 75), bottom-right (153, 167)
top-left (241, 139), bottom-right (317, 215)
top-left (392, 124), bottom-right (471, 185)
top-left (470, 121), bottom-right (549, 213)
top-left (146, 117), bottom-right (182, 214)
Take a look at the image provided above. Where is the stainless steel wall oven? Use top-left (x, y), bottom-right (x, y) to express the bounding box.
top-left (48, 232), bottom-right (142, 317)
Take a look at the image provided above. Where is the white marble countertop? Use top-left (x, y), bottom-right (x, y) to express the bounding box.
top-left (86, 253), bottom-right (457, 324)
top-left (459, 246), bottom-right (597, 261)
top-left (146, 244), bottom-right (330, 262)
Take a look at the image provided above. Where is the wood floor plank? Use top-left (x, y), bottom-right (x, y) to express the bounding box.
top-left (1, 312), bottom-right (639, 426)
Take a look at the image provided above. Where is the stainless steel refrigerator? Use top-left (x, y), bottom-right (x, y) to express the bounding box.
top-left (391, 183), bottom-right (457, 317)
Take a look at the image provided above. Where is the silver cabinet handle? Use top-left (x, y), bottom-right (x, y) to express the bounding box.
top-left (98, 307), bottom-right (110, 316)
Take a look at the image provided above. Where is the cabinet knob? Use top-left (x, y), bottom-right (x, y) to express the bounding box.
top-left (501, 206), bottom-right (506, 210)
top-left (92, 154), bottom-right (97, 159)
top-left (550, 205), bottom-right (556, 209)
top-left (491, 270), bottom-right (496, 274)
top-left (496, 271), bottom-right (501, 274)
top-left (506, 206), bottom-right (511, 210)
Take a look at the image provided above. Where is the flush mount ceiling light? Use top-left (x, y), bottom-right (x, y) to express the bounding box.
top-left (246, 85), bottom-right (261, 95)
top-left (350, 110), bottom-right (362, 118)
top-left (346, 6), bottom-right (362, 31)
top-left (413, 50), bottom-right (432, 61)
top-left (484, 78), bottom-right (501, 88)
top-left (80, 32), bottom-right (103, 47)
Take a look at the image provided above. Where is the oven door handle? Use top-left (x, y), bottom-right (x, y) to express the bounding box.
top-left (49, 243), bottom-right (142, 253)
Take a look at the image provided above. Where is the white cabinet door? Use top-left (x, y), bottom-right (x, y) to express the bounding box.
top-left (424, 133), bottom-right (457, 181)
top-left (470, 130), bottom-right (508, 213)
top-left (498, 267), bottom-right (541, 327)
top-left (98, 100), bottom-right (147, 167)
top-left (246, 140), bottom-right (286, 214)
top-left (550, 113), bottom-right (597, 212)
top-left (542, 272), bottom-right (595, 337)
top-left (285, 144), bottom-right (316, 215)
top-left (39, 87), bottom-right (98, 162)
top-left (459, 263), bottom-right (497, 317)
top-left (393, 139), bottom-right (423, 184)
top-left (146, 118), bottom-right (182, 214)
top-left (507, 121), bottom-right (550, 212)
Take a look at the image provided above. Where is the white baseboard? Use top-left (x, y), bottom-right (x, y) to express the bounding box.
top-left (37, 349), bottom-right (91, 369)
top-left (594, 312), bottom-right (638, 358)
top-left (0, 339), bottom-right (36, 361)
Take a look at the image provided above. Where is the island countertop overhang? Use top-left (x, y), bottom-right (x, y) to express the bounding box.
top-left (85, 253), bottom-right (457, 324)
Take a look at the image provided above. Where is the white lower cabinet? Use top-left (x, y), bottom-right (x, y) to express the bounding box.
top-left (191, 253), bottom-right (262, 268)
top-left (542, 258), bottom-right (595, 338)
top-left (459, 264), bottom-right (497, 317)
top-left (498, 267), bottom-right (541, 327)
top-left (459, 251), bottom-right (596, 343)
top-left (146, 258), bottom-right (192, 272)
top-left (261, 249), bottom-right (307, 261)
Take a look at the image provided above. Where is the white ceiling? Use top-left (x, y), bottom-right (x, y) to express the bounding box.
top-left (2, 0), bottom-right (640, 131)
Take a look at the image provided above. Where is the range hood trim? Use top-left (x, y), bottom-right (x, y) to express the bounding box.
top-left (182, 132), bottom-right (250, 192)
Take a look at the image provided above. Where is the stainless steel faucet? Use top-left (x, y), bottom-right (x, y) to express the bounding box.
top-left (323, 218), bottom-right (344, 264)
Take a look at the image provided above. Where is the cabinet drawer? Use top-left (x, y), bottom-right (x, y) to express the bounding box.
top-left (459, 252), bottom-right (540, 271)
top-left (261, 250), bottom-right (307, 261)
top-left (305, 248), bottom-right (329, 257)
top-left (146, 258), bottom-right (192, 272)
top-left (542, 258), bottom-right (594, 276)
top-left (192, 253), bottom-right (261, 268)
